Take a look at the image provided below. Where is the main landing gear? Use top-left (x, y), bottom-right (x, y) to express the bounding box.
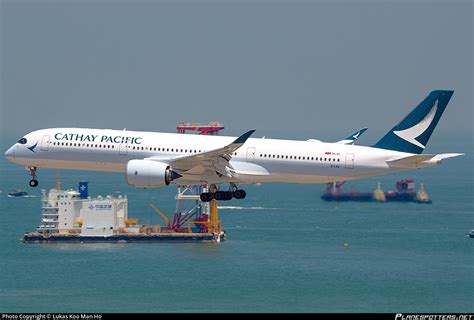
top-left (200, 183), bottom-right (247, 202)
top-left (27, 166), bottom-right (39, 187)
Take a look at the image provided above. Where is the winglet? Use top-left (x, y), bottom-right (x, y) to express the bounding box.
top-left (336, 127), bottom-right (368, 145)
top-left (233, 129), bottom-right (256, 144)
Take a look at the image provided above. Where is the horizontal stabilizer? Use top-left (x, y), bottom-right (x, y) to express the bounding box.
top-left (386, 153), bottom-right (464, 168)
top-left (433, 153), bottom-right (465, 160)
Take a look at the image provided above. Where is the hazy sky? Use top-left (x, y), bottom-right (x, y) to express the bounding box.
top-left (1, 0), bottom-right (472, 146)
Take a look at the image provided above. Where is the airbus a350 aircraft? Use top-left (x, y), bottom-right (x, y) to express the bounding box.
top-left (4, 90), bottom-right (463, 202)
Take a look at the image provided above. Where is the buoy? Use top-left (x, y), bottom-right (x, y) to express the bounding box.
top-left (416, 182), bottom-right (430, 202)
top-left (373, 182), bottom-right (386, 201)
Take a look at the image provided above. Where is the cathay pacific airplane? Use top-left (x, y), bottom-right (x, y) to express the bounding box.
top-left (4, 90), bottom-right (463, 202)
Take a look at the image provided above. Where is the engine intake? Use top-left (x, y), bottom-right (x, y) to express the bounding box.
top-left (126, 160), bottom-right (181, 188)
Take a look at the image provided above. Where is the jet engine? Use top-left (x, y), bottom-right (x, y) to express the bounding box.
top-left (126, 160), bottom-right (181, 188)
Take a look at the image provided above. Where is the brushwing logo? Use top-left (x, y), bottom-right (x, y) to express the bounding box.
top-left (27, 142), bottom-right (38, 153)
top-left (393, 100), bottom-right (438, 149)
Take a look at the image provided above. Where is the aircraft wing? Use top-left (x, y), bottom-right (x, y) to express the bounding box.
top-left (335, 127), bottom-right (368, 145)
top-left (147, 129), bottom-right (256, 178)
top-left (386, 153), bottom-right (464, 168)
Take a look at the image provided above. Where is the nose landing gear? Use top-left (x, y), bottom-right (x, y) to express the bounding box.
top-left (27, 166), bottom-right (39, 187)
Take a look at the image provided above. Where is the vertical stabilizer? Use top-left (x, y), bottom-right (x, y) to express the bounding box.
top-left (373, 90), bottom-right (454, 154)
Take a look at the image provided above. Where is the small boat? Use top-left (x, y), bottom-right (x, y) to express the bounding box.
top-left (469, 230), bottom-right (474, 238)
top-left (8, 189), bottom-right (28, 197)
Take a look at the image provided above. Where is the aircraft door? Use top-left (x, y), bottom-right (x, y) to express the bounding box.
top-left (345, 153), bottom-right (354, 169)
top-left (246, 147), bottom-right (256, 162)
top-left (40, 135), bottom-right (50, 151)
top-left (119, 129), bottom-right (128, 155)
top-left (119, 142), bottom-right (128, 155)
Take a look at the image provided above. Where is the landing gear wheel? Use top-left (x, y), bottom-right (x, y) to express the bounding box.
top-left (27, 166), bottom-right (39, 188)
top-left (200, 192), bottom-right (214, 202)
top-left (214, 191), bottom-right (233, 201)
top-left (233, 189), bottom-right (246, 200)
top-left (29, 179), bottom-right (39, 187)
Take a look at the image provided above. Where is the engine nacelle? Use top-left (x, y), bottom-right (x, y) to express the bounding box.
top-left (126, 160), bottom-right (180, 188)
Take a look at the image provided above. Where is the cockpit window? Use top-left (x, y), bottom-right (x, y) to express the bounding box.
top-left (18, 138), bottom-right (27, 144)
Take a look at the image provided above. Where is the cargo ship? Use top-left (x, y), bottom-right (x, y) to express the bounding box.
top-left (321, 179), bottom-right (432, 203)
top-left (22, 182), bottom-right (225, 243)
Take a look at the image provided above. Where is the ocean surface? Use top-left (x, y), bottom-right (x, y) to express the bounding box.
top-left (0, 137), bottom-right (472, 313)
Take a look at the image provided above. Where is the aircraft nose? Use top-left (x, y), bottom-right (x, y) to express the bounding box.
top-left (5, 145), bottom-right (15, 161)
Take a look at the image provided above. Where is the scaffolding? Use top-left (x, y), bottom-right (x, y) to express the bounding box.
top-left (176, 122), bottom-right (225, 135)
top-left (171, 122), bottom-right (224, 238)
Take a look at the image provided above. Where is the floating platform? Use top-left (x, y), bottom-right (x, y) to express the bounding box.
top-left (22, 231), bottom-right (225, 243)
top-left (22, 182), bottom-right (225, 244)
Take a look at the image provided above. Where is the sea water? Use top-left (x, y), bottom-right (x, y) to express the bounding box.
top-left (0, 137), bottom-right (472, 312)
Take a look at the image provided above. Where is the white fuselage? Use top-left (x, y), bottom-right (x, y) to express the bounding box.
top-left (5, 128), bottom-right (418, 185)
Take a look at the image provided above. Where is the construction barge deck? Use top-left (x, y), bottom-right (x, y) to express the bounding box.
top-left (22, 232), bottom-right (225, 243)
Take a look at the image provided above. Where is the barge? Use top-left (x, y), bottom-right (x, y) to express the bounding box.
top-left (21, 182), bottom-right (225, 243)
top-left (322, 179), bottom-right (432, 203)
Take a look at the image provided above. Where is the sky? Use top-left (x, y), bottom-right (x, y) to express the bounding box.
top-left (1, 0), bottom-right (472, 147)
